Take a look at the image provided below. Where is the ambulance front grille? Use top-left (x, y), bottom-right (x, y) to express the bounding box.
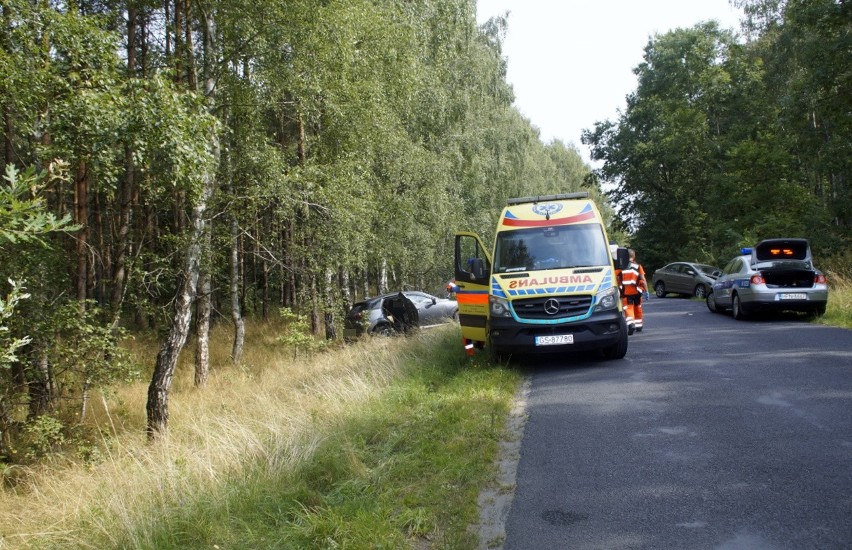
top-left (511, 295), bottom-right (593, 320)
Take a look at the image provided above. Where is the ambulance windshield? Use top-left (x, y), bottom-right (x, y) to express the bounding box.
top-left (493, 224), bottom-right (610, 273)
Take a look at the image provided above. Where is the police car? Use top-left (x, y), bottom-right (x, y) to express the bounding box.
top-left (706, 238), bottom-right (828, 319)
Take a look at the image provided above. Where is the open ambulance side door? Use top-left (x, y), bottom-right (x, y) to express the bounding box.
top-left (454, 232), bottom-right (492, 344)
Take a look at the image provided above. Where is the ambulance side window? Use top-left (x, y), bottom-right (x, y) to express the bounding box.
top-left (455, 235), bottom-right (490, 285)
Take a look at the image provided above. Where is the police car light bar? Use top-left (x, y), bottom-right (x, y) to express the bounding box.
top-left (741, 247), bottom-right (753, 255)
top-left (507, 192), bottom-right (589, 205)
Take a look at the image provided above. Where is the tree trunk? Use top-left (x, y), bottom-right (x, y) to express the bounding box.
top-left (379, 259), bottom-right (389, 295)
top-left (127, 6), bottom-right (137, 75)
top-left (297, 110), bottom-right (306, 164)
top-left (27, 352), bottom-right (54, 418)
top-left (285, 220), bottom-right (296, 306)
top-left (324, 269), bottom-right (336, 340)
top-left (164, 0), bottom-right (171, 63)
top-left (262, 259), bottom-right (270, 320)
top-left (363, 266), bottom-right (370, 299)
top-left (112, 8), bottom-right (138, 319)
top-left (139, 9), bottom-right (148, 77)
top-left (147, 159), bottom-right (217, 436)
top-left (1, 4), bottom-right (12, 171)
top-left (339, 268), bottom-right (352, 312)
top-left (229, 199), bottom-right (244, 365)
top-left (194, 269), bottom-right (211, 387)
top-left (2, 105), bottom-right (11, 171)
top-left (146, 260), bottom-right (196, 437)
top-left (173, 0), bottom-right (184, 85)
top-left (146, 6), bottom-right (219, 439)
top-left (184, 0), bottom-right (196, 90)
top-left (94, 191), bottom-right (107, 306)
top-left (279, 223), bottom-right (286, 307)
top-left (74, 159), bottom-right (89, 309)
top-left (80, 378), bottom-right (91, 423)
top-left (310, 273), bottom-right (321, 335)
top-left (111, 146), bottom-right (135, 317)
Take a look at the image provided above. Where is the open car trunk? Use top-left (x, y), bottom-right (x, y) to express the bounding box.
top-left (758, 264), bottom-right (817, 288)
top-left (753, 239), bottom-right (817, 289)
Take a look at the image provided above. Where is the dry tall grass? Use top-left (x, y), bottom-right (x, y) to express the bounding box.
top-left (0, 320), bottom-right (425, 548)
top-left (824, 272), bottom-right (852, 328)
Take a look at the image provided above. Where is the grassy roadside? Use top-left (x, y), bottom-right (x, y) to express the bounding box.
top-left (821, 277), bottom-right (852, 328)
top-left (1, 324), bottom-right (520, 549)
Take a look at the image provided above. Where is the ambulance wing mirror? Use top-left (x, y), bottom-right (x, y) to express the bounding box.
top-left (614, 248), bottom-right (630, 270)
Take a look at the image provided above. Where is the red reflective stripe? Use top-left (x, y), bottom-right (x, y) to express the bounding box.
top-left (501, 210), bottom-right (596, 227)
top-left (456, 293), bottom-right (489, 305)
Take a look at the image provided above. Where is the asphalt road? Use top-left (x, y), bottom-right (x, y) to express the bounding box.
top-left (503, 296), bottom-right (852, 550)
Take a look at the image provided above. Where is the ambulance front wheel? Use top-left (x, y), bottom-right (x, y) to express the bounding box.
top-left (600, 323), bottom-right (628, 360)
top-left (487, 333), bottom-right (505, 364)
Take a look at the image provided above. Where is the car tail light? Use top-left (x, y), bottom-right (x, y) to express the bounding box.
top-left (750, 274), bottom-right (765, 285)
top-left (815, 273), bottom-right (827, 284)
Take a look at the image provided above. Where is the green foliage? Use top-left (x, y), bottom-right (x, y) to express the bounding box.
top-left (0, 160), bottom-right (80, 458)
top-left (23, 414), bottom-right (65, 460)
top-left (584, 14), bottom-right (850, 271)
top-left (0, 164), bottom-right (77, 248)
top-left (44, 302), bottom-right (139, 388)
top-left (277, 307), bottom-right (327, 359)
top-left (0, 280), bottom-right (30, 370)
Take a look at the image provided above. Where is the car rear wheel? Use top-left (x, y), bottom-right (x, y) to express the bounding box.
top-left (694, 284), bottom-right (707, 299)
top-left (654, 281), bottom-right (667, 298)
top-left (731, 293), bottom-right (748, 320)
top-left (372, 323), bottom-right (395, 336)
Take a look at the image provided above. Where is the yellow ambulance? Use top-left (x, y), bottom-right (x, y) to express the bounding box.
top-left (454, 192), bottom-right (629, 361)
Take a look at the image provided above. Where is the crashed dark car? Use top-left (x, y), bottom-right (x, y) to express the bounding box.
top-left (706, 238), bottom-right (829, 319)
top-left (344, 291), bottom-right (459, 338)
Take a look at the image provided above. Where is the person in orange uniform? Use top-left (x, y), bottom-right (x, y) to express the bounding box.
top-left (620, 249), bottom-right (647, 334)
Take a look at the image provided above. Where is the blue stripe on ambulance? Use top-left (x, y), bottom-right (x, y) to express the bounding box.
top-left (504, 268), bottom-right (612, 325)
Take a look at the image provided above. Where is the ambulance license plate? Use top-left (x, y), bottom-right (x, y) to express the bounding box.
top-left (535, 334), bottom-right (573, 346)
top-left (780, 293), bottom-right (807, 300)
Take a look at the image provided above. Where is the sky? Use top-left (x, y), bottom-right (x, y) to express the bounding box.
top-left (475, 0), bottom-right (744, 164)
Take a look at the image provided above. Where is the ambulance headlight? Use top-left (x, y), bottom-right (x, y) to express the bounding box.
top-left (489, 296), bottom-right (512, 317)
top-left (595, 286), bottom-right (619, 312)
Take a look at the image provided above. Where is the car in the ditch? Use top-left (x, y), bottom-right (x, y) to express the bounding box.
top-left (343, 291), bottom-right (459, 338)
top-left (706, 238), bottom-right (828, 319)
top-left (651, 261), bottom-right (722, 298)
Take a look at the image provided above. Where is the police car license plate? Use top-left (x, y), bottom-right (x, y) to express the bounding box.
top-left (535, 334), bottom-right (573, 346)
top-left (780, 293), bottom-right (807, 300)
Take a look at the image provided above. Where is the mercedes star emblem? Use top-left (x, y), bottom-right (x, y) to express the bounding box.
top-left (544, 298), bottom-right (560, 315)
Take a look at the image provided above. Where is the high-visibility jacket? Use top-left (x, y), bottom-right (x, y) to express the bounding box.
top-left (621, 262), bottom-right (646, 296)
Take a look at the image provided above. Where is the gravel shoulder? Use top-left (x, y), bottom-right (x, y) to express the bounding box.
top-left (473, 377), bottom-right (531, 549)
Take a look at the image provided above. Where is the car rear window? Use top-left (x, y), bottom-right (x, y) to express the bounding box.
top-left (755, 241), bottom-right (808, 261)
